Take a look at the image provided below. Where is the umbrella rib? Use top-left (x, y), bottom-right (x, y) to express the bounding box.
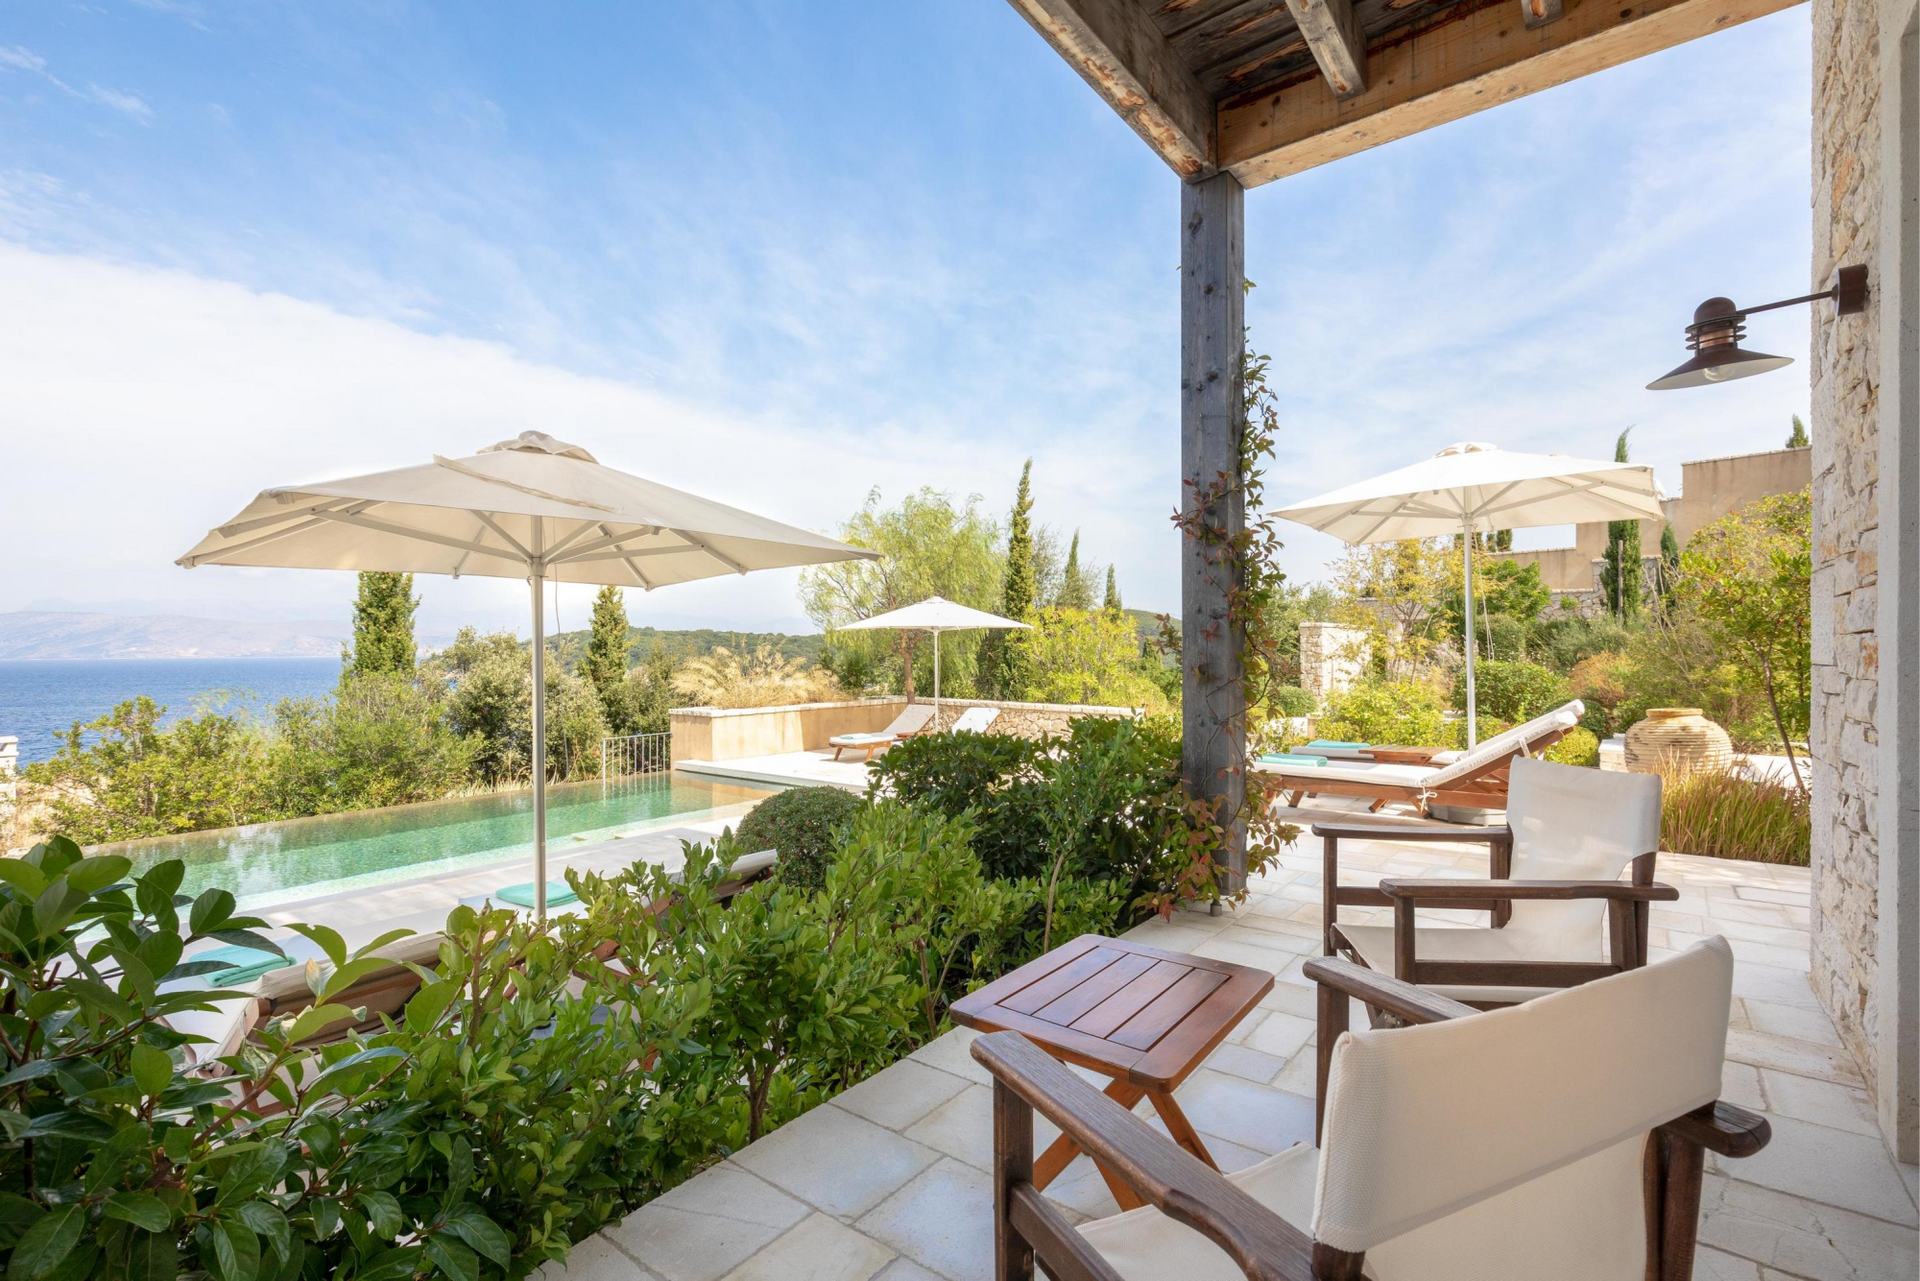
top-left (595, 522), bottom-right (655, 590)
top-left (217, 497), bottom-right (363, 539)
top-left (470, 511), bottom-right (532, 563)
top-left (310, 509), bottom-right (511, 561)
top-left (1464, 480), bottom-right (1526, 524)
top-left (545, 525), bottom-right (663, 565)
top-left (668, 528), bottom-right (747, 575)
top-left (540, 521), bottom-right (600, 561)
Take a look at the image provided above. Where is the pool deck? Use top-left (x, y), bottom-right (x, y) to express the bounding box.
top-left (539, 803), bottom-right (1919, 1281)
top-left (677, 749), bottom-right (872, 794)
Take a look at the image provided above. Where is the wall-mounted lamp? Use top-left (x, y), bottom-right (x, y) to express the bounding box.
top-left (1647, 264), bottom-right (1870, 391)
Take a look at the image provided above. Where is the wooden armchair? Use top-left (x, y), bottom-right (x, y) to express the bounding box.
top-left (1317, 757), bottom-right (1673, 1007)
top-left (972, 938), bottom-right (1769, 1281)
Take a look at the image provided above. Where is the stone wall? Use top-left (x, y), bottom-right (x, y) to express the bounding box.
top-left (1298, 621), bottom-right (1368, 705)
top-left (1808, 0), bottom-right (1886, 1139)
top-left (919, 697), bottom-right (1137, 739)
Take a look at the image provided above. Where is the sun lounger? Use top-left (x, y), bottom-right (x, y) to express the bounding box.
top-left (949, 705), bottom-right (999, 733)
top-left (829, 701), bottom-right (937, 761)
top-left (1252, 700), bottom-right (1584, 816)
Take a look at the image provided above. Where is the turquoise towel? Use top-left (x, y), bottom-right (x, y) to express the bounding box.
top-left (497, 881), bottom-right (579, 908)
top-left (195, 944), bottom-right (293, 988)
top-left (834, 732), bottom-right (891, 742)
top-left (1305, 740), bottom-right (1368, 752)
top-left (1258, 753), bottom-right (1328, 767)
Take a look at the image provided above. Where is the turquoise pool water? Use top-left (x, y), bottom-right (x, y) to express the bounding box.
top-left (104, 772), bottom-right (775, 908)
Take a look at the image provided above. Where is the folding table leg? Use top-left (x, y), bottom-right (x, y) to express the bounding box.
top-left (1145, 1090), bottom-right (1216, 1169)
top-left (1031, 1078), bottom-right (1146, 1209)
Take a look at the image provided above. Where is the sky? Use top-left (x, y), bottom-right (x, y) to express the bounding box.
top-left (0, 0), bottom-right (1815, 637)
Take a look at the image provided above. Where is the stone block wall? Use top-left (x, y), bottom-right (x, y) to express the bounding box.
top-left (1808, 0), bottom-right (1885, 1125)
top-left (921, 697), bottom-right (1136, 739)
top-left (1298, 621), bottom-right (1368, 705)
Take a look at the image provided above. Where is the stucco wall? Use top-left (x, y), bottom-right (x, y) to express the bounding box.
top-left (669, 696), bottom-right (1137, 762)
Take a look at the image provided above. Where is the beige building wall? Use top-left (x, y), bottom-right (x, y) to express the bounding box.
top-left (1809, 0), bottom-right (1918, 1163)
top-left (1490, 448), bottom-right (1812, 590)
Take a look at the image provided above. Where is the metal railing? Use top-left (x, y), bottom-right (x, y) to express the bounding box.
top-left (601, 731), bottom-right (671, 780)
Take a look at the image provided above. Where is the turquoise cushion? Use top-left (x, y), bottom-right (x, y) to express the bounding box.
top-left (1305, 740), bottom-right (1368, 751)
top-left (834, 732), bottom-right (891, 743)
top-left (497, 881), bottom-right (579, 908)
top-left (1258, 753), bottom-right (1328, 767)
top-left (196, 944), bottom-right (293, 988)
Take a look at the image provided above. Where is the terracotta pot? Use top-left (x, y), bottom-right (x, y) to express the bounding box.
top-left (1624, 707), bottom-right (1734, 775)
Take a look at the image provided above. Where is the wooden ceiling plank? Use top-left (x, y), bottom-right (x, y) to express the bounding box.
top-left (1280, 0), bottom-right (1369, 96)
top-left (1218, 0), bottom-right (1806, 186)
top-left (1522, 0), bottom-right (1565, 28)
top-left (1005, 0), bottom-right (1218, 176)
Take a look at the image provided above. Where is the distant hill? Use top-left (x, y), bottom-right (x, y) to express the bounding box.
top-left (0, 611), bottom-right (350, 661)
top-left (543, 625), bottom-right (824, 667)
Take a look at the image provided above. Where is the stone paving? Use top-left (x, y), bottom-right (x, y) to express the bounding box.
top-left (544, 811), bottom-right (1919, 1281)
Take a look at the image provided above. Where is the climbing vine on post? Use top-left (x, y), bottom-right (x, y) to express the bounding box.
top-left (1162, 290), bottom-right (1299, 906)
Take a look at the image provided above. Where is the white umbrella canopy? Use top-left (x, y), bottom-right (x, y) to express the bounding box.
top-left (179, 431), bottom-right (879, 916)
top-left (1276, 442), bottom-right (1665, 745)
top-left (836, 596), bottom-right (1029, 720)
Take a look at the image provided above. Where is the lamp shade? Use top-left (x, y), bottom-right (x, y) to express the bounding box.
top-left (1647, 296), bottom-right (1794, 391)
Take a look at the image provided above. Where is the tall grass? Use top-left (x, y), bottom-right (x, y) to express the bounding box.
top-left (1660, 762), bottom-right (1810, 866)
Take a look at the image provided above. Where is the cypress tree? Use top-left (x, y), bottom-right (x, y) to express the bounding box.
top-left (980, 460), bottom-right (1036, 698)
top-left (582, 585), bottom-right (632, 728)
top-left (346, 571), bottom-right (418, 676)
top-left (1059, 530), bottom-right (1094, 609)
top-left (1657, 521), bottom-right (1682, 614)
top-left (1598, 429), bottom-right (1643, 620)
top-left (1786, 414), bottom-right (1810, 448)
top-left (1103, 565), bottom-right (1122, 615)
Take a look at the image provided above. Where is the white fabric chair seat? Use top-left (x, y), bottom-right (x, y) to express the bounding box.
top-left (829, 731), bottom-right (893, 745)
top-left (1256, 761), bottom-right (1441, 787)
top-left (1075, 1134), bottom-right (1653, 1281)
top-left (1077, 1142), bottom-right (1324, 1281)
top-left (1337, 922), bottom-right (1604, 1004)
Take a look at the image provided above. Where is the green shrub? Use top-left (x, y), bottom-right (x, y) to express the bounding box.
top-left (1317, 679), bottom-right (1449, 747)
top-left (1268, 685), bottom-right (1315, 718)
top-left (731, 785), bottom-right (863, 889)
top-left (1450, 659), bottom-right (1570, 723)
top-left (1543, 726), bottom-right (1600, 767)
top-left (0, 837), bottom-right (696, 1281)
top-left (869, 731), bottom-right (1052, 879)
top-left (972, 877), bottom-right (1126, 983)
top-left (1660, 766), bottom-right (1810, 865)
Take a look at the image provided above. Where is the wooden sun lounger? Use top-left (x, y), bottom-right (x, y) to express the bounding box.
top-left (1253, 700), bottom-right (1584, 817)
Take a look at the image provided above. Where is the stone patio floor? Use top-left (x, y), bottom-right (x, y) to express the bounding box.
top-left (544, 809), bottom-right (1919, 1281)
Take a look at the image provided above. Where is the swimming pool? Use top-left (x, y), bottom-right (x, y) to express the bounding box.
top-left (103, 772), bottom-right (776, 909)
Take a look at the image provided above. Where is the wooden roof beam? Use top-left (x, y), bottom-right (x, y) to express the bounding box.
top-left (1217, 0), bottom-right (1807, 188)
top-left (1005, 0), bottom-right (1217, 177)
top-left (1522, 0), bottom-right (1565, 30)
top-left (1281, 0), bottom-right (1369, 98)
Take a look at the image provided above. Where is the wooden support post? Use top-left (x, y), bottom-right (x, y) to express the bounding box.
top-left (1180, 171), bottom-right (1247, 892)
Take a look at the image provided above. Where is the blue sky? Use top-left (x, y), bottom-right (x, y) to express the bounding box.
top-left (0, 1), bottom-right (1814, 635)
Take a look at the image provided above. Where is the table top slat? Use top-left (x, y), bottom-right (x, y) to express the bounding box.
top-left (1134, 966), bottom-right (1277, 1085)
top-left (1032, 952), bottom-right (1161, 1028)
top-left (1066, 959), bottom-right (1192, 1040)
top-left (1108, 968), bottom-right (1228, 1052)
top-left (1000, 945), bottom-right (1125, 1016)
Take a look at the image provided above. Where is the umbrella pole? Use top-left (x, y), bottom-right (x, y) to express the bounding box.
top-left (933, 630), bottom-right (940, 727)
top-left (530, 563), bottom-right (548, 921)
top-left (1461, 519), bottom-right (1478, 748)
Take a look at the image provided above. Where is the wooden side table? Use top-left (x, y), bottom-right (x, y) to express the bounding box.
top-left (950, 933), bottom-right (1274, 1211)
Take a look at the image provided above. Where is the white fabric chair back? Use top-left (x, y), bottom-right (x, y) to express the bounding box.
top-left (886, 702), bottom-right (937, 736)
top-left (1423, 700), bottom-right (1583, 788)
top-left (1313, 938), bottom-right (1733, 1278)
top-left (949, 706), bottom-right (1000, 734)
top-left (1504, 758), bottom-right (1663, 955)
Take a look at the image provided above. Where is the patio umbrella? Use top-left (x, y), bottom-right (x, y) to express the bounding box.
top-left (835, 596), bottom-right (1030, 724)
top-left (1275, 441), bottom-right (1664, 746)
top-left (178, 430), bottom-right (878, 916)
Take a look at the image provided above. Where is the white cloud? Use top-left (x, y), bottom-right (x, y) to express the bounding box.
top-left (0, 244), bottom-right (1144, 634)
top-left (0, 46), bottom-right (48, 74)
top-left (83, 84), bottom-right (152, 122)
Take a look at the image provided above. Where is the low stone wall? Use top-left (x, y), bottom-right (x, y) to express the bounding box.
top-left (1297, 621), bottom-right (1367, 705)
top-left (669, 697), bottom-right (1137, 762)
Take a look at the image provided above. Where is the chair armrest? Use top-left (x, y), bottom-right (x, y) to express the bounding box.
top-left (1378, 878), bottom-right (1679, 903)
top-left (1301, 957), bottom-right (1477, 1025)
top-left (1660, 1101), bottom-right (1772, 1158)
top-left (1311, 822), bottom-right (1512, 845)
top-left (970, 1031), bottom-right (1315, 1281)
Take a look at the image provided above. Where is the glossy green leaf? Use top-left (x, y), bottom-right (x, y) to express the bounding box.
top-left (283, 923), bottom-right (345, 968)
top-left (440, 1206), bottom-right (511, 1267)
top-left (188, 889), bottom-right (237, 936)
top-left (404, 980), bottom-right (459, 1034)
top-left (423, 1234), bottom-right (478, 1281)
top-left (210, 1219), bottom-right (259, 1281)
top-left (7, 1203), bottom-right (82, 1280)
top-left (104, 1191), bottom-right (173, 1232)
top-left (0, 861), bottom-right (48, 899)
top-left (235, 1203), bottom-right (291, 1264)
top-left (122, 1229), bottom-right (178, 1281)
top-left (65, 856), bottom-right (132, 895)
top-left (131, 1043), bottom-right (173, 1097)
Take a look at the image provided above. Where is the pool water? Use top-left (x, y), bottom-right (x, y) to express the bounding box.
top-left (103, 772), bottom-right (775, 909)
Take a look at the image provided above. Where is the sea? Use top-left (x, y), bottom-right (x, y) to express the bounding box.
top-left (0, 658), bottom-right (341, 764)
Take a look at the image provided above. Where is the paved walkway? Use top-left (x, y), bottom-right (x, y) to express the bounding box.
top-left (545, 813), bottom-right (1918, 1281)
